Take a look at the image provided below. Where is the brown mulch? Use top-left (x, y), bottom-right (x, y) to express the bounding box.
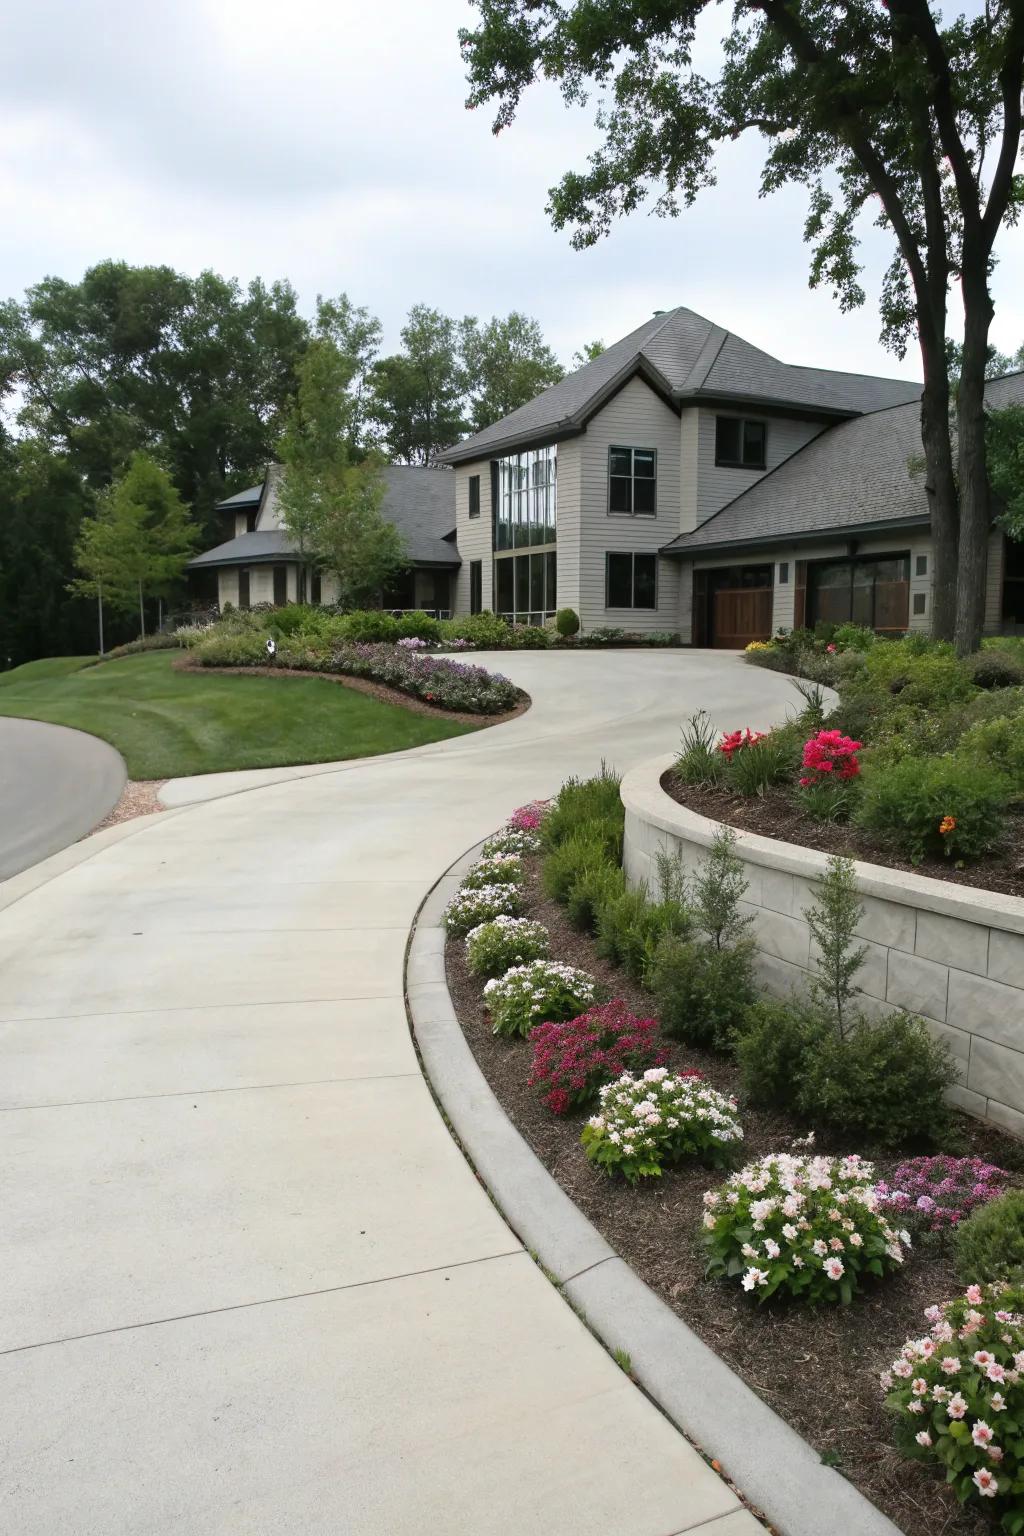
top-left (91, 779), bottom-right (166, 832)
top-left (662, 770), bottom-right (1024, 900)
top-left (172, 653), bottom-right (530, 729)
top-left (445, 854), bottom-right (1024, 1536)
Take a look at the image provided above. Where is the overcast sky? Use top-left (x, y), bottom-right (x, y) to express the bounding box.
top-left (2, 0), bottom-right (1022, 379)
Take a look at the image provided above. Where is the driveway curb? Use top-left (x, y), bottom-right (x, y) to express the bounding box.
top-left (406, 840), bottom-right (901, 1536)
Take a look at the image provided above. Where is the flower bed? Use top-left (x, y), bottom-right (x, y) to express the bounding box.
top-left (443, 829), bottom-right (1024, 1536)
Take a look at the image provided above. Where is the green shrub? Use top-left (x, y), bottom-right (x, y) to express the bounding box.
top-left (832, 622), bottom-right (877, 653)
top-left (645, 631), bottom-right (681, 646)
top-left (440, 611), bottom-right (512, 648)
top-left (596, 886), bottom-right (691, 985)
top-left (691, 828), bottom-right (754, 950)
top-left (959, 713), bottom-right (1024, 792)
top-left (724, 732), bottom-right (797, 795)
top-left (564, 860), bottom-right (625, 932)
top-left (464, 916), bottom-right (550, 980)
top-left (855, 751), bottom-right (1009, 862)
top-left (555, 608), bottom-right (580, 638)
top-left (336, 610), bottom-right (401, 644)
top-left (460, 852), bottom-right (525, 890)
top-left (394, 610), bottom-right (441, 642)
top-left (95, 632), bottom-right (182, 661)
top-left (965, 646), bottom-right (1024, 690)
top-left (797, 1011), bottom-right (954, 1148)
top-left (675, 709), bottom-right (724, 786)
top-left (954, 1190), bottom-right (1024, 1285)
top-left (582, 626), bottom-right (627, 646)
top-left (583, 1072), bottom-right (743, 1181)
top-left (803, 856), bottom-right (866, 1040)
top-left (541, 768), bottom-right (624, 859)
top-left (652, 935), bottom-right (758, 1051)
top-left (267, 602), bottom-right (318, 636)
top-left (509, 623), bottom-right (549, 648)
top-left (441, 883), bottom-right (521, 936)
top-left (541, 830), bottom-right (611, 904)
top-left (734, 1001), bottom-right (828, 1111)
top-left (192, 629), bottom-right (271, 667)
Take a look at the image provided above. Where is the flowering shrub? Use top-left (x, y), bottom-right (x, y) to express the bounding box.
top-left (460, 852), bottom-right (524, 890)
top-left (483, 960), bottom-right (597, 1038)
top-left (481, 827), bottom-right (541, 857)
top-left (464, 916), bottom-right (549, 980)
top-left (718, 727), bottom-right (766, 760)
top-left (745, 640), bottom-right (773, 653)
top-left (332, 644), bottom-right (522, 715)
top-left (397, 635), bottom-right (432, 650)
top-left (877, 1156), bottom-right (1009, 1236)
top-left (442, 883), bottom-right (521, 937)
top-left (528, 1001), bottom-right (671, 1115)
top-left (582, 1070), bottom-right (742, 1182)
top-left (883, 1282), bottom-right (1024, 1526)
top-left (445, 636), bottom-right (475, 651)
top-left (799, 729), bottom-right (863, 786)
top-left (702, 1152), bottom-right (910, 1304)
top-left (508, 801), bottom-right (548, 832)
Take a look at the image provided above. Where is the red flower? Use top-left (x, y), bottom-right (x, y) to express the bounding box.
top-left (718, 727), bottom-right (766, 760)
top-left (800, 729), bottom-right (862, 787)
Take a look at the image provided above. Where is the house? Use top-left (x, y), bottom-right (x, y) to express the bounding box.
top-left (189, 463), bottom-right (460, 615)
top-left (442, 305), bottom-right (1024, 644)
top-left (190, 306), bottom-right (1024, 642)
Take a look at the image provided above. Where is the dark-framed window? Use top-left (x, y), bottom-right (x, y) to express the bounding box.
top-left (715, 417), bottom-right (766, 469)
top-left (470, 560), bottom-right (482, 615)
top-left (808, 553), bottom-right (910, 633)
top-left (609, 446), bottom-right (657, 515)
top-left (492, 551), bottom-right (556, 624)
top-left (468, 474), bottom-right (481, 519)
top-left (605, 551), bottom-right (657, 610)
top-left (778, 561), bottom-right (789, 584)
top-left (310, 570), bottom-right (322, 605)
top-left (494, 445), bottom-right (556, 551)
top-left (273, 565), bottom-right (288, 605)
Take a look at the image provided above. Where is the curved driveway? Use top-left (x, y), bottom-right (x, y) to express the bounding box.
top-left (0, 717), bottom-right (125, 880)
top-left (0, 651), bottom-right (798, 1536)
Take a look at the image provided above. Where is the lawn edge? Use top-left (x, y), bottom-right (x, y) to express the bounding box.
top-left (406, 835), bottom-right (902, 1536)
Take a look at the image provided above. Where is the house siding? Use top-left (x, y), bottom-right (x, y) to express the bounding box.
top-left (453, 458), bottom-right (494, 615)
top-left (576, 377), bottom-right (682, 635)
top-left (695, 409), bottom-right (824, 526)
top-left (984, 530), bottom-right (1005, 635)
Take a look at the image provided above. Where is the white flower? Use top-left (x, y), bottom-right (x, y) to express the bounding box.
top-left (764, 1239), bottom-right (781, 1260)
top-left (824, 1257), bottom-right (845, 1281)
top-left (741, 1267), bottom-right (769, 1291)
top-left (972, 1421), bottom-right (995, 1447)
top-left (915, 1431), bottom-right (932, 1448)
top-left (781, 1223), bottom-right (798, 1242)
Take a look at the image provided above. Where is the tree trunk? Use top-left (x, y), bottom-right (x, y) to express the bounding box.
top-left (918, 362), bottom-right (959, 643)
top-left (97, 584), bottom-right (105, 657)
top-left (954, 261), bottom-right (995, 656)
top-left (138, 579), bottom-right (146, 640)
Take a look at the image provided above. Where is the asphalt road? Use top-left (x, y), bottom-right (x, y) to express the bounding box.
top-left (0, 717), bottom-right (126, 879)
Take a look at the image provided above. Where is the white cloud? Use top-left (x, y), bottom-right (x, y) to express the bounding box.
top-left (0, 0), bottom-right (1020, 375)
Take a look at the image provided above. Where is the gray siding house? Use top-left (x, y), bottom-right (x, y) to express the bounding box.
top-left (190, 306), bottom-right (1024, 642)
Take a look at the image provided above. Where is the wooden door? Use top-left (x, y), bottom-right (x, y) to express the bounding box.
top-left (711, 587), bottom-right (772, 648)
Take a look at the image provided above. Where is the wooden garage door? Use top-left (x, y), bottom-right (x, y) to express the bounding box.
top-left (711, 587), bottom-right (773, 649)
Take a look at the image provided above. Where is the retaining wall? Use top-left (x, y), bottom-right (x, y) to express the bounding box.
top-left (621, 755), bottom-right (1024, 1133)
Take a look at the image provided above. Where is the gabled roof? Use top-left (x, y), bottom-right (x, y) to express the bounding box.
top-left (191, 464), bottom-right (460, 570)
top-left (441, 306), bottom-right (922, 465)
top-left (214, 483), bottom-right (263, 510)
top-left (662, 371), bottom-right (1024, 558)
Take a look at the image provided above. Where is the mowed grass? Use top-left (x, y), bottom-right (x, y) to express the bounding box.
top-left (0, 651), bottom-right (476, 779)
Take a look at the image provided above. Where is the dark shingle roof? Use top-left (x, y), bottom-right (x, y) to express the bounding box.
top-left (662, 372), bottom-right (1024, 557)
top-left (214, 483), bottom-right (263, 509)
top-left (191, 465), bottom-right (459, 569)
top-left (441, 306), bottom-right (922, 465)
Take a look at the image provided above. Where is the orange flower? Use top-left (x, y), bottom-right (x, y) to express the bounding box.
top-left (938, 815), bottom-right (957, 836)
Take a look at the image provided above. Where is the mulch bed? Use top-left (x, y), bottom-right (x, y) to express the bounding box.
top-left (172, 654), bottom-right (530, 729)
top-left (445, 853), bottom-right (1024, 1536)
top-left (661, 770), bottom-right (1024, 901)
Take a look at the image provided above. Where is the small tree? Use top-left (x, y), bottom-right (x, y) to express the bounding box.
top-left (310, 461), bottom-right (408, 610)
top-left (803, 856), bottom-right (867, 1041)
top-left (70, 452), bottom-right (195, 640)
top-left (692, 828), bottom-right (753, 950)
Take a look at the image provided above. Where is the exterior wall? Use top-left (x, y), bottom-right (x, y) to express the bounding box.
top-left (576, 376), bottom-right (682, 635)
top-left (234, 512), bottom-right (250, 537)
top-left (679, 409), bottom-right (700, 534)
top-left (622, 756), bottom-right (1024, 1134)
top-left (453, 459), bottom-right (494, 615)
top-left (985, 530), bottom-right (1005, 636)
top-left (218, 568), bottom-right (239, 608)
top-left (248, 566), bottom-right (275, 606)
top-left (694, 410), bottom-right (824, 526)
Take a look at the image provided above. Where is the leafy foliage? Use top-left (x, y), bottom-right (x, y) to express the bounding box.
top-left (954, 1193), bottom-right (1024, 1286)
top-left (528, 1001), bottom-right (669, 1114)
top-left (464, 916), bottom-right (550, 980)
top-left (855, 752), bottom-right (1010, 863)
top-left (803, 856), bottom-right (867, 1041)
top-left (484, 960), bottom-right (597, 1038)
top-left (582, 1070), bottom-right (742, 1181)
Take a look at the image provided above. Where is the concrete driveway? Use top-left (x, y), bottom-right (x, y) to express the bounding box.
top-left (0, 717), bottom-right (125, 880)
top-left (0, 650), bottom-right (798, 1535)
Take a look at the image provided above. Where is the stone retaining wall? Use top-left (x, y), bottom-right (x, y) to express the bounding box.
top-left (621, 755), bottom-right (1024, 1134)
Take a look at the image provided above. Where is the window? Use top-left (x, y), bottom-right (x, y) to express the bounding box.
top-left (273, 565), bottom-right (288, 605)
top-left (246, 510), bottom-right (258, 532)
top-left (778, 562), bottom-right (789, 584)
top-left (715, 417), bottom-right (766, 469)
top-left (606, 552), bottom-right (657, 610)
top-left (468, 474), bottom-right (481, 519)
top-left (915, 553), bottom-right (928, 576)
top-left (808, 554), bottom-right (910, 633)
top-left (493, 445), bottom-right (556, 551)
top-left (608, 447), bottom-right (657, 515)
top-left (470, 559), bottom-right (482, 615)
top-left (492, 551), bottom-right (556, 624)
top-left (310, 570), bottom-right (322, 605)
top-left (913, 592), bottom-right (927, 615)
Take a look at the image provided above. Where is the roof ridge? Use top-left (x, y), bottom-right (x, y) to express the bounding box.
top-left (786, 360), bottom-right (922, 388)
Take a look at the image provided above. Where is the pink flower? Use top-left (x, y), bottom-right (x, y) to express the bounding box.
top-left (973, 1467), bottom-right (998, 1497)
top-left (990, 1392), bottom-right (1007, 1413)
top-left (915, 1430), bottom-right (932, 1447)
top-left (823, 1257), bottom-right (844, 1281)
top-left (940, 1356), bottom-right (961, 1374)
top-left (966, 1285), bottom-right (984, 1305)
top-left (987, 1361), bottom-right (1006, 1384)
top-left (911, 1378), bottom-right (928, 1396)
top-left (947, 1393), bottom-right (968, 1419)
top-left (972, 1420), bottom-right (995, 1447)
top-left (973, 1351), bottom-right (995, 1371)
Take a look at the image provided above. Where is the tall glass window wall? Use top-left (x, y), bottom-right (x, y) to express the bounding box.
top-left (493, 445), bottom-right (557, 623)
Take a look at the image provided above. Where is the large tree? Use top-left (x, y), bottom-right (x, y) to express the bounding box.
top-left (368, 305), bottom-right (466, 463)
top-left (461, 0), bottom-right (1024, 653)
top-left (460, 311), bottom-right (565, 431)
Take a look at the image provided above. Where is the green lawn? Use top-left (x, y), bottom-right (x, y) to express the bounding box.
top-left (0, 651), bottom-right (475, 779)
